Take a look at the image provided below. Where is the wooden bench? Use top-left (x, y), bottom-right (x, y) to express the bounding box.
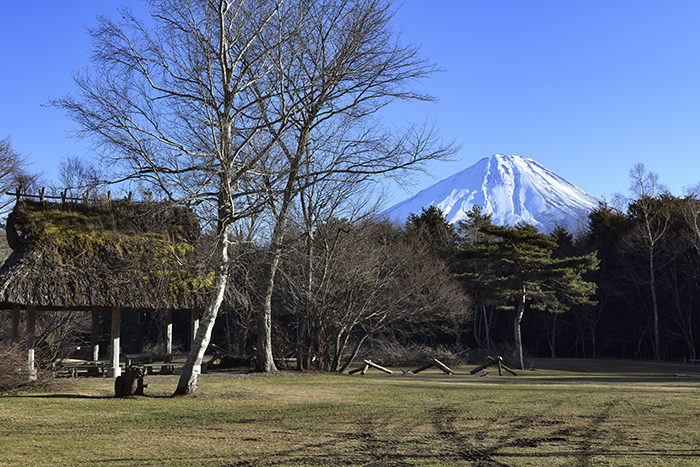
top-left (125, 354), bottom-right (153, 366)
top-left (55, 361), bottom-right (107, 377)
top-left (130, 354), bottom-right (192, 374)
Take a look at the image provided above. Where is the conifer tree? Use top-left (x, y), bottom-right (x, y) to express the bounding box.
top-left (458, 223), bottom-right (598, 369)
top-left (406, 206), bottom-right (458, 261)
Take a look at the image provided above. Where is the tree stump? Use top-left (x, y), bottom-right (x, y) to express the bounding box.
top-left (114, 366), bottom-right (147, 397)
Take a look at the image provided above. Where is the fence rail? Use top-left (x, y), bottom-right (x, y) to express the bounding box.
top-left (7, 186), bottom-right (133, 204)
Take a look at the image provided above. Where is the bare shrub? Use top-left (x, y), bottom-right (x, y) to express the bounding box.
top-left (36, 311), bottom-right (91, 363)
top-left (0, 343), bottom-right (28, 392)
top-left (0, 342), bottom-right (53, 393)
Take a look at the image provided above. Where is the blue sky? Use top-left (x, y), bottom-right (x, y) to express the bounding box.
top-left (2, 1), bottom-right (700, 205)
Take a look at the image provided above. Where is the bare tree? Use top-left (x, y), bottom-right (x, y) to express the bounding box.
top-left (626, 163), bottom-right (671, 360)
top-left (57, 156), bottom-right (109, 199)
top-left (283, 220), bottom-right (469, 372)
top-left (52, 0), bottom-right (454, 386)
top-left (248, 0), bottom-right (456, 372)
top-left (0, 136), bottom-right (39, 218)
top-left (51, 0), bottom-right (288, 395)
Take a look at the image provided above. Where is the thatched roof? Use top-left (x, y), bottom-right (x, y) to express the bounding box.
top-left (0, 200), bottom-right (242, 312)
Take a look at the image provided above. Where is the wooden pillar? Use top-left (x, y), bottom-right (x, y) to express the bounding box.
top-left (26, 306), bottom-right (37, 381)
top-left (165, 310), bottom-right (173, 357)
top-left (91, 308), bottom-right (100, 362)
top-left (163, 310), bottom-right (174, 373)
top-left (190, 309), bottom-right (200, 350)
top-left (108, 306), bottom-right (121, 378)
top-left (11, 304), bottom-right (20, 344)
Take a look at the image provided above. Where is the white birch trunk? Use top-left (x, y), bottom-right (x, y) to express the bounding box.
top-left (514, 287), bottom-right (527, 370)
top-left (174, 236), bottom-right (229, 395)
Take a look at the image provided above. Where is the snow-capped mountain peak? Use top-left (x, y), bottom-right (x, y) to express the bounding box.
top-left (382, 154), bottom-right (599, 232)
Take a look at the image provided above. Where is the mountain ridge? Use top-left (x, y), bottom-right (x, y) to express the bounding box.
top-left (382, 154), bottom-right (600, 232)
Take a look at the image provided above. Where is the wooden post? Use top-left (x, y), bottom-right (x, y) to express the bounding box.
top-left (487, 355), bottom-right (518, 376)
top-left (11, 304), bottom-right (20, 344)
top-left (108, 306), bottom-right (121, 378)
top-left (26, 306), bottom-right (37, 381)
top-left (500, 362), bottom-right (518, 376)
top-left (432, 359), bottom-right (454, 375)
top-left (470, 356), bottom-right (502, 375)
top-left (91, 308), bottom-right (100, 362)
top-left (163, 310), bottom-right (174, 373)
top-left (349, 359), bottom-right (393, 375)
top-left (190, 309), bottom-right (200, 350)
top-left (411, 362), bottom-right (435, 374)
top-left (165, 310), bottom-right (173, 357)
top-left (364, 359), bottom-right (393, 374)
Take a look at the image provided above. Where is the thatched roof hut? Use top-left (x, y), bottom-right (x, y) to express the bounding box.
top-left (0, 199), bottom-right (242, 378)
top-left (0, 199), bottom-right (240, 311)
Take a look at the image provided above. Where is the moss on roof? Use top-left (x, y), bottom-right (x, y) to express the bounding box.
top-left (0, 200), bottom-right (238, 311)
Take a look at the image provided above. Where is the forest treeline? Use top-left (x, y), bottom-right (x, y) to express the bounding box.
top-left (229, 164), bottom-right (700, 367)
top-left (388, 168), bottom-right (700, 364)
top-left (200, 164), bottom-right (700, 368)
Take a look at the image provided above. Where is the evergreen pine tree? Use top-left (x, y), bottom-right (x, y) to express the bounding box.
top-left (458, 223), bottom-right (599, 369)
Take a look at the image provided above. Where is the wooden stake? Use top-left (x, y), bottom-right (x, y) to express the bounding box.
top-left (364, 359), bottom-right (393, 374)
top-left (470, 356), bottom-right (502, 375)
top-left (411, 362), bottom-right (435, 374)
top-left (432, 359), bottom-right (453, 375)
top-left (499, 362), bottom-right (518, 376)
top-left (361, 362), bottom-right (370, 375)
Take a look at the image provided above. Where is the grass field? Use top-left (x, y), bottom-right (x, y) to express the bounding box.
top-left (1, 359), bottom-right (700, 466)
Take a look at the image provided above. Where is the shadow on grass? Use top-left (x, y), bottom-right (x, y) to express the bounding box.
top-left (12, 393), bottom-right (174, 400)
top-left (498, 449), bottom-right (700, 459)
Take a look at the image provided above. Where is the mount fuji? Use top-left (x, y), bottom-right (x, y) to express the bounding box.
top-left (382, 154), bottom-right (600, 232)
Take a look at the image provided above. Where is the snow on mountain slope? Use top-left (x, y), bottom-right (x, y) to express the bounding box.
top-left (382, 154), bottom-right (600, 232)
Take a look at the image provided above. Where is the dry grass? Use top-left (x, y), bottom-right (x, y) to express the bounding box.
top-left (1, 359), bottom-right (700, 466)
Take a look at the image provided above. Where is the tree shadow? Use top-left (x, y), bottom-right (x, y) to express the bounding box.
top-left (11, 393), bottom-right (174, 400)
